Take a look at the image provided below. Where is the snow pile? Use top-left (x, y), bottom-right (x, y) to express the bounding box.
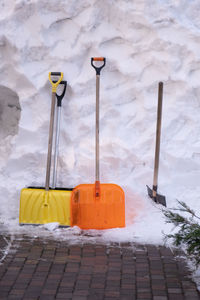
top-left (0, 0), bottom-right (200, 245)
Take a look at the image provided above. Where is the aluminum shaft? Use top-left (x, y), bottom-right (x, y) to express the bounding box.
top-left (96, 75), bottom-right (100, 182)
top-left (52, 106), bottom-right (61, 189)
top-left (45, 92), bottom-right (56, 191)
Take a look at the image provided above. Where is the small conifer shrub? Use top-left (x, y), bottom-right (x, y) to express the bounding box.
top-left (163, 201), bottom-right (200, 266)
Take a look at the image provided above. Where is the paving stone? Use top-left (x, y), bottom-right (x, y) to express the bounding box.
top-left (56, 292), bottom-right (73, 299)
top-left (72, 296), bottom-right (87, 300)
top-left (168, 287), bottom-right (182, 293)
top-left (183, 291), bottom-right (200, 297)
top-left (9, 289), bottom-right (25, 296)
top-left (168, 295), bottom-right (184, 300)
top-left (105, 290), bottom-right (120, 297)
top-left (152, 290), bottom-right (168, 296)
top-left (0, 235), bottom-right (199, 299)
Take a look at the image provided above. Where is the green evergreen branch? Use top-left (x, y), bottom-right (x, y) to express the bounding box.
top-left (163, 201), bottom-right (200, 267)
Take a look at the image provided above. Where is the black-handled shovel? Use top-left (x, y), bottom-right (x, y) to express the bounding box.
top-left (146, 82), bottom-right (166, 207)
top-left (45, 72), bottom-right (63, 191)
top-left (91, 57), bottom-right (106, 197)
top-left (52, 80), bottom-right (67, 189)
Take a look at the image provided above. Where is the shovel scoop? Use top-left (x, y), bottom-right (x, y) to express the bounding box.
top-left (71, 182), bottom-right (125, 229)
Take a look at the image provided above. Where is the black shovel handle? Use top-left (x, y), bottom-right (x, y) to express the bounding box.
top-left (91, 57), bottom-right (106, 75)
top-left (53, 80), bottom-right (67, 106)
top-left (51, 72), bottom-right (62, 76)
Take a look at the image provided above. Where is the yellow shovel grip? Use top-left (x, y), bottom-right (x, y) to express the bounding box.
top-left (49, 72), bottom-right (63, 92)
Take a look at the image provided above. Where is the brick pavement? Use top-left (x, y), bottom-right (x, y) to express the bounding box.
top-left (0, 235), bottom-right (199, 300)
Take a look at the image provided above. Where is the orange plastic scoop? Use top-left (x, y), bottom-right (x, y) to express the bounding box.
top-left (70, 58), bottom-right (125, 229)
top-left (71, 183), bottom-right (125, 229)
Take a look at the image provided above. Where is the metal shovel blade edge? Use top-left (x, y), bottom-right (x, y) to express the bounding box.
top-left (146, 185), bottom-right (166, 207)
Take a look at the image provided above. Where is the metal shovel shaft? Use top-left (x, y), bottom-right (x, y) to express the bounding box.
top-left (52, 105), bottom-right (61, 189)
top-left (153, 82), bottom-right (163, 198)
top-left (91, 57), bottom-right (106, 198)
top-left (96, 74), bottom-right (100, 182)
top-left (45, 92), bottom-right (56, 191)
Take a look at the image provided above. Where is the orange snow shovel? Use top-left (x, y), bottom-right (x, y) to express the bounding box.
top-left (71, 57), bottom-right (125, 229)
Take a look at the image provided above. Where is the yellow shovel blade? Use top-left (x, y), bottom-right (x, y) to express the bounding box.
top-left (19, 188), bottom-right (71, 226)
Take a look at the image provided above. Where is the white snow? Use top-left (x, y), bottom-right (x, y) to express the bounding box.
top-left (0, 235), bottom-right (15, 265)
top-left (0, 0), bottom-right (200, 255)
top-left (193, 268), bottom-right (200, 292)
top-left (43, 222), bottom-right (59, 231)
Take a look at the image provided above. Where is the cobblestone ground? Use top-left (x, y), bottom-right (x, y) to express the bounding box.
top-left (0, 235), bottom-right (199, 300)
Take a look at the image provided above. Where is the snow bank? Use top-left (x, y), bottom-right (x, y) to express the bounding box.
top-left (0, 0), bottom-right (200, 245)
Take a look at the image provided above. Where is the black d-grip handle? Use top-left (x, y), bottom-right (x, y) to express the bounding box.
top-left (91, 57), bottom-right (106, 75)
top-left (51, 72), bottom-right (61, 76)
top-left (53, 80), bottom-right (67, 106)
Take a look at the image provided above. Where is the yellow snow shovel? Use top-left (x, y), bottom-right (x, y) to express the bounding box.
top-left (19, 73), bottom-right (72, 226)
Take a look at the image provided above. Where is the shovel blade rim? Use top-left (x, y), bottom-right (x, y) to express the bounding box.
top-left (146, 185), bottom-right (166, 207)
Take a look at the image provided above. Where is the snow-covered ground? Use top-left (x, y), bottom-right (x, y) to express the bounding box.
top-left (0, 0), bottom-right (200, 264)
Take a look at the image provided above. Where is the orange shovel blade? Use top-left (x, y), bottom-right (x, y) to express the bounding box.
top-left (70, 183), bottom-right (125, 229)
